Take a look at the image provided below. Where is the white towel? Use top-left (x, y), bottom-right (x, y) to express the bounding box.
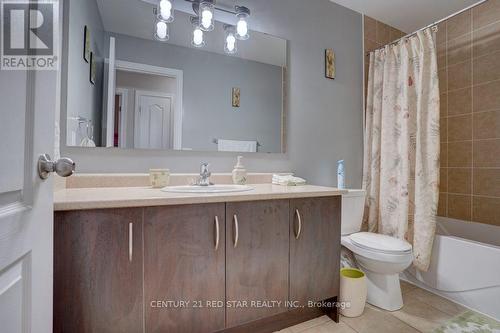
top-left (217, 139), bottom-right (257, 152)
top-left (272, 174), bottom-right (307, 186)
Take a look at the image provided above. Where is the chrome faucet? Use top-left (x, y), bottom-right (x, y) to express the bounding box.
top-left (196, 162), bottom-right (212, 186)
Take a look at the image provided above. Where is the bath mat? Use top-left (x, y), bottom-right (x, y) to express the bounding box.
top-left (433, 310), bottom-right (500, 333)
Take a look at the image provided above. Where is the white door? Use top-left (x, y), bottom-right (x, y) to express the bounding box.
top-left (134, 91), bottom-right (173, 149)
top-left (0, 15), bottom-right (62, 333)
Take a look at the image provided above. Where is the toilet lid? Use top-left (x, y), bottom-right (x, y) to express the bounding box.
top-left (350, 232), bottom-right (412, 254)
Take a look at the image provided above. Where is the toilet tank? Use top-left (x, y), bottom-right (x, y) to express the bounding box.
top-left (341, 189), bottom-right (366, 235)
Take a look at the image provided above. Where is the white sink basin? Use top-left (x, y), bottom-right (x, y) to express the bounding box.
top-left (161, 184), bottom-right (254, 194)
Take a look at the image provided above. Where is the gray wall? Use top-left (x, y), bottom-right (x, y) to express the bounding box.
top-left (65, 0), bottom-right (105, 146)
top-left (62, 0), bottom-right (364, 188)
top-left (110, 34), bottom-right (283, 153)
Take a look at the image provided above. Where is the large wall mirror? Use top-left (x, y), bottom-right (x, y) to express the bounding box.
top-left (62, 0), bottom-right (287, 153)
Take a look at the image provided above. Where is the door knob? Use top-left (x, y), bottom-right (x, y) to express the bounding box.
top-left (38, 154), bottom-right (75, 179)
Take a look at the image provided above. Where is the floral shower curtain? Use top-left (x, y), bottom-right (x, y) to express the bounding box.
top-left (363, 28), bottom-right (440, 271)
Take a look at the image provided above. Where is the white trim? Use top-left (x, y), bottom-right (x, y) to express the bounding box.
top-left (115, 60), bottom-right (183, 150)
top-left (362, 14), bottom-right (366, 176)
top-left (105, 37), bottom-right (116, 147)
top-left (115, 88), bottom-right (129, 148)
top-left (134, 90), bottom-right (175, 150)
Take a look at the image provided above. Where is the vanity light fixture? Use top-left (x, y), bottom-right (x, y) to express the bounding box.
top-left (190, 17), bottom-right (206, 47)
top-left (157, 0), bottom-right (174, 22)
top-left (154, 19), bottom-right (169, 41)
top-left (150, 0), bottom-right (251, 52)
top-left (235, 5), bottom-right (250, 40)
top-left (199, 0), bottom-right (215, 31)
top-left (224, 25), bottom-right (237, 54)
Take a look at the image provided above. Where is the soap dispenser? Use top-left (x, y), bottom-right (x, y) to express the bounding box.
top-left (232, 156), bottom-right (247, 185)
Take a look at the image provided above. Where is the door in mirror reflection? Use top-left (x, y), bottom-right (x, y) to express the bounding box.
top-left (135, 92), bottom-right (173, 149)
top-left (113, 68), bottom-right (179, 150)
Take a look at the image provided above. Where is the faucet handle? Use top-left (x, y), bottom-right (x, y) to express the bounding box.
top-left (200, 162), bottom-right (210, 174)
top-left (197, 162), bottom-right (212, 186)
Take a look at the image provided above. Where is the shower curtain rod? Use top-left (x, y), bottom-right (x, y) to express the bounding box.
top-left (369, 0), bottom-right (488, 53)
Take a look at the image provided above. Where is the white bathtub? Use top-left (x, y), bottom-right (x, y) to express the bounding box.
top-left (401, 217), bottom-right (500, 320)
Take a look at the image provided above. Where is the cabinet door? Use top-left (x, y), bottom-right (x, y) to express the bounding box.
top-left (289, 197), bottom-right (341, 305)
top-left (144, 204), bottom-right (225, 333)
top-left (54, 209), bottom-right (144, 333)
top-left (226, 200), bottom-right (289, 328)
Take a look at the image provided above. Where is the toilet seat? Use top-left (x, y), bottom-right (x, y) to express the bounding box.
top-left (341, 233), bottom-right (413, 264)
top-left (350, 232), bottom-right (412, 255)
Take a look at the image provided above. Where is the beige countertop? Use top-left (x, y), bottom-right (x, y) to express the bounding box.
top-left (54, 184), bottom-right (346, 211)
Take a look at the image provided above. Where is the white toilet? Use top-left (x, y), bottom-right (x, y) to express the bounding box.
top-left (341, 189), bottom-right (413, 311)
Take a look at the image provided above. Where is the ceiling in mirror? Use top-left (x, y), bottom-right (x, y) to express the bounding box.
top-left (95, 0), bottom-right (286, 67)
top-left (64, 0), bottom-right (287, 153)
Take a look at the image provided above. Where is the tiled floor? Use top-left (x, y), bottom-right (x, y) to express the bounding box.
top-left (276, 281), bottom-right (468, 333)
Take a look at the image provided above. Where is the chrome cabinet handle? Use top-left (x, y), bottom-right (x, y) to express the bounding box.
top-left (129, 222), bottom-right (133, 262)
top-left (233, 214), bottom-right (239, 248)
top-left (294, 209), bottom-right (302, 240)
top-left (214, 216), bottom-right (220, 251)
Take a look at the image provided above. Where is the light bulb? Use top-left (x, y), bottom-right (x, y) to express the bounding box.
top-left (158, 0), bottom-right (174, 22)
top-left (199, 2), bottom-right (214, 31)
top-left (159, 0), bottom-right (172, 10)
top-left (236, 18), bottom-right (248, 40)
top-left (201, 19), bottom-right (211, 30)
top-left (224, 30), bottom-right (237, 54)
top-left (192, 28), bottom-right (204, 46)
top-left (201, 17), bottom-right (212, 30)
top-left (201, 9), bottom-right (213, 21)
top-left (155, 21), bottom-right (169, 41)
top-left (160, 8), bottom-right (171, 21)
top-left (227, 35), bottom-right (236, 45)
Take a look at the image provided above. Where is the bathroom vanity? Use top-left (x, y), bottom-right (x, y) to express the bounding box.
top-left (53, 181), bottom-right (343, 333)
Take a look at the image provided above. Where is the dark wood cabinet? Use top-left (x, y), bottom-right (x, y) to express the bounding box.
top-left (225, 200), bottom-right (290, 328)
top-left (144, 204), bottom-right (226, 333)
top-left (54, 208), bottom-right (144, 333)
top-left (289, 197), bottom-right (341, 305)
top-left (54, 196), bottom-right (341, 333)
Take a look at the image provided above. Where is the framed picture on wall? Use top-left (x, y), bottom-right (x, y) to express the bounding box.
top-left (232, 87), bottom-right (240, 107)
top-left (325, 48), bottom-right (335, 79)
top-left (90, 52), bottom-right (96, 85)
top-left (83, 25), bottom-right (91, 63)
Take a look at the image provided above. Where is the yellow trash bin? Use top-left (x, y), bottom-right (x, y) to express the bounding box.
top-left (339, 268), bottom-right (367, 317)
